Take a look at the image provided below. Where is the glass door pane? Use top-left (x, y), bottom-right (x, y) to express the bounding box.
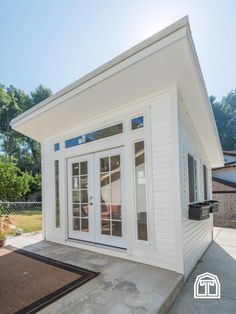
top-left (100, 154), bottom-right (122, 237)
top-left (71, 160), bottom-right (89, 233)
top-left (134, 141), bottom-right (148, 241)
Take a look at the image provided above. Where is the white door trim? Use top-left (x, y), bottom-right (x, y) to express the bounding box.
top-left (68, 147), bottom-right (126, 248)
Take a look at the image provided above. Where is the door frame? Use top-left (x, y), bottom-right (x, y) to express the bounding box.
top-left (67, 147), bottom-right (126, 248)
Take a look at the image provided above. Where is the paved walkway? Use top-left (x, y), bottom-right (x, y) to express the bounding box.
top-left (169, 227), bottom-right (236, 313)
top-left (7, 233), bottom-right (183, 314)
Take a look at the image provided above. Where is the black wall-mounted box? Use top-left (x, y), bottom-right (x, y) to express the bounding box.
top-left (189, 202), bottom-right (211, 220)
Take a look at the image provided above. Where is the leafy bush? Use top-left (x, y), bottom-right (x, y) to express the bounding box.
top-left (0, 159), bottom-right (30, 201)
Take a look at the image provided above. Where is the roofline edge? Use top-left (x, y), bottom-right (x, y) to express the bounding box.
top-left (11, 16), bottom-right (189, 127)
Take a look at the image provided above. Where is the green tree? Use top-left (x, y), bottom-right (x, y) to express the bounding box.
top-left (221, 90), bottom-right (236, 149)
top-left (0, 84), bottom-right (52, 175)
top-left (22, 85), bottom-right (52, 174)
top-left (0, 159), bottom-right (30, 201)
top-left (0, 85), bottom-right (30, 158)
top-left (24, 173), bottom-right (42, 201)
top-left (210, 91), bottom-right (236, 150)
top-left (30, 85), bottom-right (52, 106)
top-left (0, 84), bottom-right (51, 200)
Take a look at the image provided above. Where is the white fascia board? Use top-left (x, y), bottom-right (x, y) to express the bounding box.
top-left (185, 27), bottom-right (224, 166)
top-left (11, 16), bottom-right (189, 129)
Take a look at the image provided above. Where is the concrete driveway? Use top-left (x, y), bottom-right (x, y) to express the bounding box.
top-left (169, 227), bottom-right (236, 313)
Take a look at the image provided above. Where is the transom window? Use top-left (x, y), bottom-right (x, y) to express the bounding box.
top-left (54, 143), bottom-right (60, 152)
top-left (65, 123), bottom-right (123, 149)
top-left (131, 116), bottom-right (144, 130)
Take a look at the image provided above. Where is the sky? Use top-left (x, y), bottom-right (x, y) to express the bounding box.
top-left (0, 0), bottom-right (235, 101)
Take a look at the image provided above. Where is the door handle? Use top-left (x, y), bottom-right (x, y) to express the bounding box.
top-left (89, 196), bottom-right (93, 206)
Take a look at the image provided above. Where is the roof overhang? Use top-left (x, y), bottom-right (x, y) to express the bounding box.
top-left (223, 151), bottom-right (236, 157)
top-left (11, 16), bottom-right (224, 167)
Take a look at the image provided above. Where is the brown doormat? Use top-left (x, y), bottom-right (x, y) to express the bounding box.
top-left (0, 246), bottom-right (98, 314)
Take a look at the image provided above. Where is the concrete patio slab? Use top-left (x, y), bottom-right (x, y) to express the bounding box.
top-left (6, 233), bottom-right (184, 314)
top-left (169, 227), bottom-right (236, 314)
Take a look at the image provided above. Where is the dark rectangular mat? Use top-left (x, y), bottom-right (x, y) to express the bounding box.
top-left (0, 246), bottom-right (98, 314)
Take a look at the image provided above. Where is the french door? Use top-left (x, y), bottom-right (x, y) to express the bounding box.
top-left (68, 147), bottom-right (125, 248)
top-left (68, 154), bottom-right (94, 241)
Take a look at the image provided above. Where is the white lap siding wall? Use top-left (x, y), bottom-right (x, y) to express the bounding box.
top-left (150, 89), bottom-right (184, 274)
top-left (41, 88), bottom-right (212, 276)
top-left (178, 99), bottom-right (213, 277)
top-left (42, 140), bottom-right (66, 243)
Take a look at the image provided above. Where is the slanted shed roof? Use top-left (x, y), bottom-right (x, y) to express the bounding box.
top-left (213, 163), bottom-right (236, 170)
top-left (11, 16), bottom-right (223, 167)
top-left (212, 177), bottom-right (236, 193)
top-left (223, 151), bottom-right (236, 157)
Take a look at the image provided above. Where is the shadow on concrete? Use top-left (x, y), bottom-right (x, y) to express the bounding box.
top-left (169, 230), bottom-right (236, 314)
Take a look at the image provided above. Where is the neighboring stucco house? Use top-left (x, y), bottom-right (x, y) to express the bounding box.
top-left (10, 17), bottom-right (223, 277)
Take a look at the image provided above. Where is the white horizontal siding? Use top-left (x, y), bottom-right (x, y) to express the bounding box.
top-left (43, 146), bottom-right (54, 238)
top-left (178, 99), bottom-right (213, 277)
top-left (183, 217), bottom-right (212, 276)
top-left (151, 91), bottom-right (179, 272)
top-left (41, 89), bottom-right (184, 272)
top-left (42, 140), bottom-right (65, 242)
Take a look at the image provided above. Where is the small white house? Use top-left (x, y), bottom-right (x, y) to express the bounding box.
top-left (11, 17), bottom-right (223, 277)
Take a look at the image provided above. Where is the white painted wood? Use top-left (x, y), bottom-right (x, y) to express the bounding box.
top-left (11, 21), bottom-right (187, 129)
top-left (178, 97), bottom-right (213, 277)
top-left (150, 88), bottom-right (184, 274)
top-left (11, 19), bottom-right (223, 170)
top-left (11, 17), bottom-right (224, 277)
top-left (41, 142), bottom-right (46, 240)
top-left (41, 89), bottom-right (183, 273)
top-left (41, 85), bottom-right (217, 277)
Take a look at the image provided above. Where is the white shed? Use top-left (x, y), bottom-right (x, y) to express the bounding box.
top-left (11, 16), bottom-right (223, 277)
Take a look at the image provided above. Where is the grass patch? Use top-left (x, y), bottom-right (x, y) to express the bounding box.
top-left (5, 214), bottom-right (42, 235)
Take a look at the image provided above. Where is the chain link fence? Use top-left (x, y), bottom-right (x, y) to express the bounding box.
top-left (0, 202), bottom-right (42, 215)
top-left (0, 202), bottom-right (42, 235)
